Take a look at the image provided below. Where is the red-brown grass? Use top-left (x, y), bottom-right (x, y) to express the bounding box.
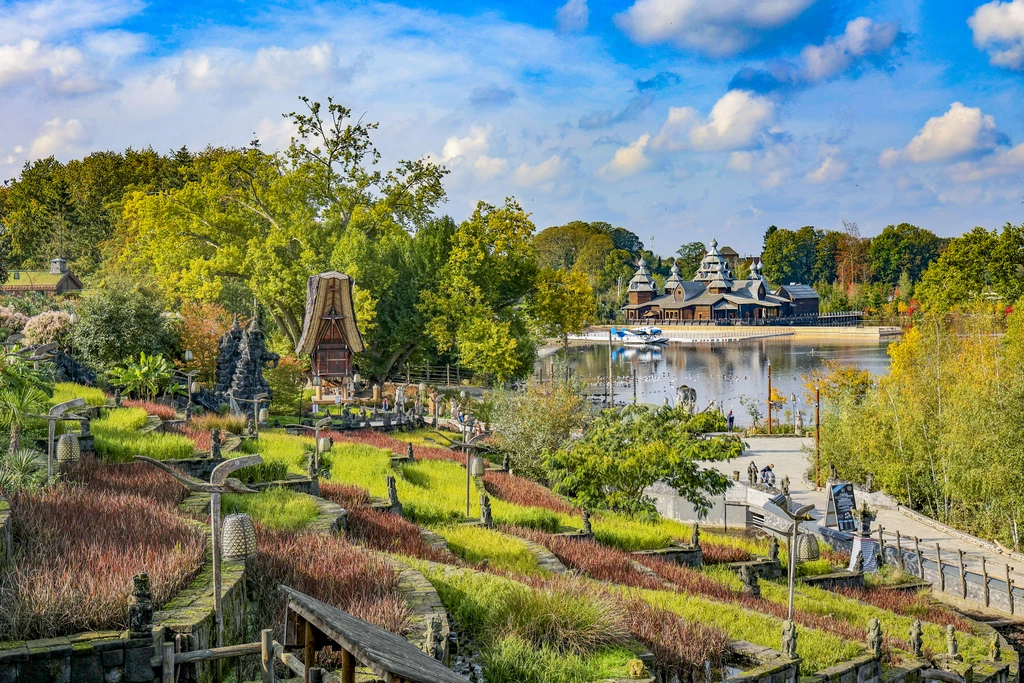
top-left (63, 455), bottom-right (187, 508)
top-left (164, 422), bottom-right (225, 452)
top-left (0, 484), bottom-right (205, 640)
top-left (839, 587), bottom-right (973, 632)
top-left (327, 429), bottom-right (464, 465)
top-left (247, 526), bottom-right (410, 645)
top-left (319, 482), bottom-right (457, 563)
top-left (700, 543), bottom-right (754, 564)
top-left (624, 597), bottom-right (729, 678)
top-left (122, 399), bottom-right (177, 421)
top-left (482, 471), bottom-right (577, 515)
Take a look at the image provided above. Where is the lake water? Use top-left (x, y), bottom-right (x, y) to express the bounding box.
top-left (537, 338), bottom-right (893, 425)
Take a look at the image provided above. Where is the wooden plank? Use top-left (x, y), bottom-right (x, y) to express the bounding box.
top-left (174, 641), bottom-right (262, 664)
top-left (162, 642), bottom-right (175, 683)
top-left (261, 629), bottom-right (275, 683)
top-left (341, 650), bottom-right (355, 683)
top-left (282, 586), bottom-right (468, 683)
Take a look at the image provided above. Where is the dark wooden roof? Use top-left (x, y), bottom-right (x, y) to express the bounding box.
top-left (281, 585), bottom-right (468, 683)
top-left (295, 272), bottom-right (364, 355)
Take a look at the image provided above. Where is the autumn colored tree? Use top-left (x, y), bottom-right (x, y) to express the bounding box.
top-left (178, 302), bottom-right (236, 383)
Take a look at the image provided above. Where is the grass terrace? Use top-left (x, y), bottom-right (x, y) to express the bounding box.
top-left (222, 487), bottom-right (320, 532)
top-left (92, 407), bottom-right (196, 462)
top-left (234, 431), bottom-right (313, 477)
top-left (51, 382), bottom-right (107, 407)
top-left (433, 524), bottom-right (544, 575)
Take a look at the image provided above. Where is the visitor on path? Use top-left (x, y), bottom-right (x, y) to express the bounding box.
top-left (747, 461), bottom-right (758, 484)
top-left (727, 410), bottom-right (734, 432)
top-left (760, 463), bottom-right (776, 487)
top-left (382, 397), bottom-right (389, 411)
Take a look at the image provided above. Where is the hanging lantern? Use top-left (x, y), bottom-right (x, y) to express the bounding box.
top-left (311, 374), bottom-right (322, 387)
top-left (353, 373), bottom-right (361, 388)
top-left (470, 454), bottom-right (486, 477)
top-left (221, 513), bottom-right (257, 560)
top-left (258, 407), bottom-right (269, 423)
top-left (418, 382), bottom-right (427, 394)
top-left (56, 433), bottom-right (80, 463)
top-left (190, 381), bottom-right (201, 395)
top-left (795, 532), bottom-right (820, 563)
top-left (184, 349), bottom-right (194, 362)
top-left (318, 436), bottom-right (333, 453)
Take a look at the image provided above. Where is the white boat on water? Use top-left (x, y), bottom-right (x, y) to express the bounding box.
top-left (611, 326), bottom-right (669, 345)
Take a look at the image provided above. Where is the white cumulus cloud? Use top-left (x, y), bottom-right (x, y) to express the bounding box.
top-left (474, 155), bottom-right (508, 180)
top-left (441, 125), bottom-right (492, 162)
top-left (179, 42), bottom-right (338, 92)
top-left (969, 0), bottom-right (1024, 70)
top-left (0, 38), bottom-right (82, 90)
top-left (948, 143), bottom-right (1024, 181)
top-left (805, 146), bottom-right (850, 183)
top-left (597, 133), bottom-right (650, 180)
top-left (615, 0), bottom-right (815, 57)
top-left (556, 0), bottom-right (589, 33)
top-left (800, 17), bottom-right (901, 82)
top-left (652, 90), bottom-right (776, 152)
top-left (28, 117), bottom-right (84, 158)
top-left (879, 102), bottom-right (1008, 167)
top-left (514, 154), bottom-right (564, 186)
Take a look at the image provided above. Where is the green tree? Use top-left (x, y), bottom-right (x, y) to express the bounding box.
top-left (675, 241), bottom-right (706, 280)
top-left (74, 281), bottom-right (177, 369)
top-left (761, 226), bottom-right (817, 285)
top-left (916, 224), bottom-right (1024, 310)
top-left (812, 230), bottom-right (841, 284)
top-left (869, 223), bottom-right (941, 284)
top-left (547, 404), bottom-right (744, 518)
top-left (528, 267), bottom-right (596, 360)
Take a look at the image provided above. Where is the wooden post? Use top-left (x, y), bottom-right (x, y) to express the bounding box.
top-left (425, 361), bottom-right (429, 382)
top-left (447, 365), bottom-right (451, 386)
top-left (162, 642), bottom-right (175, 683)
top-left (982, 557), bottom-right (990, 607)
top-left (896, 530), bottom-right (904, 571)
top-left (1007, 565), bottom-right (1015, 615)
top-left (608, 329), bottom-right (614, 407)
top-left (767, 362), bottom-right (772, 435)
top-left (211, 491), bottom-right (223, 646)
top-left (261, 628), bottom-right (275, 683)
top-left (914, 536), bottom-right (923, 578)
top-left (456, 366), bottom-right (461, 385)
top-left (304, 621), bottom-right (314, 683)
top-left (814, 385), bottom-right (820, 487)
top-left (341, 650), bottom-right (356, 683)
top-left (877, 526), bottom-right (884, 564)
top-left (958, 550), bottom-right (967, 598)
top-left (309, 668), bottom-right (323, 683)
top-left (936, 544), bottom-right (944, 591)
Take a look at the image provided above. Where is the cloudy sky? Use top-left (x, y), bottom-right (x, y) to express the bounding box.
top-left (1, 0), bottom-right (1023, 254)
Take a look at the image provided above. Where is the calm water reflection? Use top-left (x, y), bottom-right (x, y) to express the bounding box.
top-left (539, 338), bottom-right (893, 424)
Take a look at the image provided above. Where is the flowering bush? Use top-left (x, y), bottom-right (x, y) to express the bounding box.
top-left (0, 305), bottom-right (28, 340)
top-left (21, 310), bottom-right (71, 348)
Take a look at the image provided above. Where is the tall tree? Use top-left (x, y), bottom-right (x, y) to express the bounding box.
top-left (917, 223), bottom-right (1024, 310)
top-left (761, 226), bottom-right (817, 285)
top-left (835, 220), bottom-right (872, 285)
top-left (675, 241), bottom-right (706, 280)
top-left (869, 223), bottom-right (941, 284)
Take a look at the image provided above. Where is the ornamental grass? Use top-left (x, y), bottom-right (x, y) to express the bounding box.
top-left (434, 524), bottom-right (543, 575)
top-left (63, 455), bottom-right (187, 508)
top-left (621, 597), bottom-right (729, 681)
top-left (247, 526), bottom-right (411, 657)
top-left (0, 483), bottom-right (205, 640)
top-left (51, 382), bottom-right (107, 407)
top-left (482, 470), bottom-right (577, 515)
top-left (192, 412), bottom-right (249, 434)
top-left (122, 399), bottom-right (177, 421)
top-left (237, 432), bottom-right (312, 475)
top-left (221, 488), bottom-right (319, 532)
top-left (328, 429), bottom-right (464, 465)
top-left (92, 408), bottom-right (196, 462)
top-left (700, 542), bottom-right (754, 564)
top-left (164, 422), bottom-right (227, 453)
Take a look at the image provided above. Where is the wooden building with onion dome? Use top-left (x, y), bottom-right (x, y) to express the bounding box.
top-left (295, 272), bottom-right (364, 399)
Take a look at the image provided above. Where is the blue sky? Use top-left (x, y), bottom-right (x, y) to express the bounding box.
top-left (1, 0), bottom-right (1023, 254)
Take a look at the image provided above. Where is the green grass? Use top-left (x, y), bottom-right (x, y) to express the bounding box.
top-left (51, 382), bottom-right (107, 407)
top-left (432, 524), bottom-right (544, 575)
top-left (482, 636), bottom-right (639, 683)
top-left (91, 408), bottom-right (196, 462)
top-left (236, 431), bottom-right (312, 476)
top-left (389, 428), bottom-right (450, 448)
top-left (638, 587), bottom-right (863, 672)
top-left (222, 488), bottom-right (319, 531)
top-left (590, 514), bottom-right (693, 552)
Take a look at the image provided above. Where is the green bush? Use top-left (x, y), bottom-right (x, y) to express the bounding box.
top-left (222, 488), bottom-right (319, 531)
top-left (74, 281), bottom-right (178, 369)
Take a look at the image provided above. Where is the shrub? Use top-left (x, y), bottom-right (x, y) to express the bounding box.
top-left (0, 305), bottom-right (28, 340)
top-left (623, 598), bottom-right (729, 680)
top-left (177, 302), bottom-right (234, 383)
top-left (122, 399), bottom-right (176, 421)
top-left (52, 382), bottom-right (107, 407)
top-left (0, 484), bottom-right (205, 639)
top-left (75, 282), bottom-right (177, 369)
top-left (222, 488), bottom-right (319, 531)
top-left (266, 355), bottom-right (305, 415)
top-left (64, 456), bottom-right (186, 508)
top-left (482, 471), bottom-right (576, 515)
top-left (22, 310), bottom-right (71, 349)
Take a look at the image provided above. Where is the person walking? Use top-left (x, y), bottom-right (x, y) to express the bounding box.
top-left (760, 463), bottom-right (776, 488)
top-left (727, 409), bottom-right (735, 432)
top-left (382, 397), bottom-right (390, 411)
top-left (747, 460), bottom-right (758, 485)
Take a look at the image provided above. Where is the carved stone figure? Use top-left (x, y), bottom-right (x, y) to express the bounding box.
top-left (867, 618), bottom-right (882, 658)
top-left (480, 493), bottom-right (493, 528)
top-left (407, 442), bottom-right (415, 462)
top-left (229, 315), bottom-right (279, 411)
top-left (690, 521), bottom-right (701, 549)
top-left (450, 398), bottom-right (458, 417)
top-left (910, 620), bottom-right (923, 658)
top-left (395, 385), bottom-right (406, 411)
top-left (747, 461), bottom-right (757, 486)
top-left (780, 476), bottom-right (790, 495)
top-left (795, 410), bottom-right (803, 436)
top-left (865, 473), bottom-right (874, 492)
top-left (113, 388), bottom-right (121, 407)
top-left (211, 428), bottom-right (221, 459)
top-left (829, 463), bottom-right (838, 481)
top-left (127, 573), bottom-right (154, 637)
top-left (214, 316), bottom-right (245, 396)
top-left (581, 509), bottom-right (592, 535)
top-left (386, 475), bottom-right (403, 516)
top-left (946, 625), bottom-right (960, 660)
top-left (781, 620), bottom-right (797, 660)
top-left (768, 537), bottom-right (780, 563)
top-left (740, 564), bottom-right (760, 598)
top-left (425, 615), bottom-right (444, 661)
top-left (990, 632), bottom-right (1001, 661)
top-left (502, 453), bottom-right (511, 472)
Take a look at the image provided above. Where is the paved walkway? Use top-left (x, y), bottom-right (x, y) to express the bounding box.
top-left (713, 437), bottom-right (1024, 582)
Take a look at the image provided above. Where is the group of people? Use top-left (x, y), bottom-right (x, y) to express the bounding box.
top-left (747, 460), bottom-right (776, 487)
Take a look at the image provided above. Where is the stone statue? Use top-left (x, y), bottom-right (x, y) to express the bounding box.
top-left (867, 618), bottom-right (882, 658)
top-left (865, 473), bottom-right (874, 492)
top-left (449, 398), bottom-right (458, 417)
top-left (747, 461), bottom-right (757, 485)
top-left (910, 620), bottom-right (923, 658)
top-left (228, 314), bottom-right (279, 411)
top-left (690, 521), bottom-right (701, 549)
top-left (853, 553), bottom-right (864, 573)
top-left (502, 453), bottom-right (511, 472)
top-left (395, 385), bottom-right (406, 411)
top-left (246, 417), bottom-right (255, 437)
top-left (425, 615), bottom-right (444, 661)
top-left (211, 429), bottom-right (221, 459)
top-left (829, 463), bottom-right (838, 481)
top-left (407, 442), bottom-right (415, 462)
top-left (768, 537), bottom-right (779, 563)
top-left (780, 476), bottom-right (790, 496)
top-left (581, 509), bottom-right (592, 535)
top-left (480, 493), bottom-right (493, 528)
top-left (184, 403), bottom-right (192, 422)
top-left (781, 620), bottom-right (797, 660)
top-left (79, 418), bottom-right (90, 436)
top-left (795, 410), bottom-right (803, 436)
top-left (740, 564), bottom-right (760, 598)
top-left (214, 315), bottom-right (245, 396)
top-left (990, 632), bottom-right (1001, 661)
top-left (386, 475), bottom-right (402, 516)
top-left (127, 573), bottom-right (154, 638)
top-left (113, 388), bottom-right (121, 407)
top-left (946, 625), bottom-right (960, 660)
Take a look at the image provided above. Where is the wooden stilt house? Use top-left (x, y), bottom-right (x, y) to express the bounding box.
top-left (295, 272), bottom-right (364, 385)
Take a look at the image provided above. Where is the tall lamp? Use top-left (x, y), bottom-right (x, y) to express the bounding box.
top-left (763, 499), bottom-right (816, 620)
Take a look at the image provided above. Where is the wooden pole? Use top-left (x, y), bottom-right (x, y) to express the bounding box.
top-left (914, 536), bottom-right (923, 578)
top-left (211, 491), bottom-right (223, 646)
top-left (982, 557), bottom-right (990, 607)
top-left (47, 418), bottom-right (55, 481)
top-left (877, 526), bottom-right (884, 563)
top-left (308, 668), bottom-right (323, 683)
top-left (341, 650), bottom-right (356, 683)
top-left (447, 364), bottom-right (450, 386)
top-left (814, 385), bottom-right (820, 487)
top-left (304, 621), bottom-right (314, 683)
top-left (896, 530), bottom-right (904, 571)
top-left (767, 362), bottom-right (772, 435)
top-left (162, 642), bottom-right (175, 683)
top-left (958, 550), bottom-right (967, 598)
top-left (936, 544), bottom-right (944, 592)
top-left (465, 446), bottom-right (471, 518)
top-left (1007, 565), bottom-right (1014, 615)
top-left (608, 329), bottom-right (614, 407)
top-left (261, 629), bottom-right (275, 683)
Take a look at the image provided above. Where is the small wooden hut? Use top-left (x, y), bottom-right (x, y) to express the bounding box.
top-left (295, 272), bottom-right (364, 390)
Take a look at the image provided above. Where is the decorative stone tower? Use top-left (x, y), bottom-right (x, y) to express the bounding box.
top-left (214, 316), bottom-right (244, 397)
top-left (228, 315), bottom-right (279, 413)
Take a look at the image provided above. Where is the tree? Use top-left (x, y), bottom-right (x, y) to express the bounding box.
top-left (761, 227), bottom-right (817, 285)
top-left (528, 268), bottom-right (595, 353)
top-left (178, 302), bottom-right (235, 383)
top-left (108, 352), bottom-right (175, 400)
top-left (74, 281), bottom-right (177, 369)
top-left (547, 404), bottom-right (744, 518)
top-left (869, 223), bottom-right (941, 284)
top-left (0, 227), bottom-right (11, 288)
top-left (916, 224), bottom-right (1024, 310)
top-left (813, 230), bottom-right (841, 284)
top-left (421, 199), bottom-right (539, 383)
top-left (835, 221), bottom-right (871, 285)
top-left (0, 385), bottom-right (48, 454)
top-left (763, 225), bottom-right (779, 250)
top-left (675, 241), bottom-right (706, 280)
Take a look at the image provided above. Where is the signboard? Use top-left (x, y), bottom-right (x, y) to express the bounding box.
top-left (824, 482), bottom-right (857, 532)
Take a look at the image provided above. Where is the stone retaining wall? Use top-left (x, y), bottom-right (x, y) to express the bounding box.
top-left (631, 545), bottom-right (703, 567)
top-left (800, 570), bottom-right (865, 592)
top-left (388, 558), bottom-right (453, 664)
top-left (724, 640), bottom-right (799, 683)
top-left (0, 630), bottom-right (159, 683)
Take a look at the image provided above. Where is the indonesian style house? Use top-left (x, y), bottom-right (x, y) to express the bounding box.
top-left (622, 239), bottom-right (819, 322)
top-left (296, 271), bottom-right (364, 384)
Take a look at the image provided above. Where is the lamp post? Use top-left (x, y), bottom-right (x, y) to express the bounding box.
top-left (313, 416), bottom-right (331, 474)
top-left (68, 311), bottom-right (79, 361)
top-left (33, 398), bottom-right (85, 482)
top-left (311, 374), bottom-right (322, 413)
top-left (766, 359), bottom-right (772, 435)
top-left (764, 500), bottom-right (816, 621)
top-left (814, 384), bottom-right (821, 487)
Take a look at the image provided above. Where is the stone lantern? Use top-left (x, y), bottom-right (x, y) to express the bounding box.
top-left (56, 433), bottom-right (80, 463)
top-left (470, 454), bottom-right (487, 477)
top-left (221, 513), bottom-right (258, 560)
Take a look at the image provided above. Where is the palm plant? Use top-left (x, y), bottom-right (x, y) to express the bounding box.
top-left (0, 385), bottom-right (49, 455)
top-left (0, 448), bottom-right (47, 491)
